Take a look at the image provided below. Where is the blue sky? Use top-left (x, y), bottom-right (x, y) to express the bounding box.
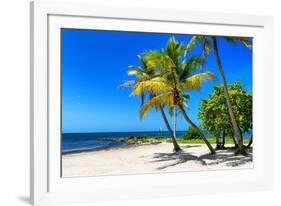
top-left (62, 29), bottom-right (252, 133)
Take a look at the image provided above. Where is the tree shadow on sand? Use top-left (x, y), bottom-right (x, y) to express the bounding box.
top-left (152, 147), bottom-right (252, 170)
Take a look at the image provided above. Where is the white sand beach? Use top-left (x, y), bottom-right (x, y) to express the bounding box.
top-left (62, 143), bottom-right (253, 177)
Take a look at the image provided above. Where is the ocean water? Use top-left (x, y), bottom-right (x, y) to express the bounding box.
top-left (62, 131), bottom-right (251, 154)
top-left (62, 131), bottom-right (185, 154)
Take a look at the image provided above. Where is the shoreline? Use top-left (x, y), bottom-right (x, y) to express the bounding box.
top-left (62, 137), bottom-right (251, 155)
top-left (62, 143), bottom-right (253, 177)
top-left (63, 143), bottom-right (136, 156)
top-left (62, 137), bottom-right (161, 155)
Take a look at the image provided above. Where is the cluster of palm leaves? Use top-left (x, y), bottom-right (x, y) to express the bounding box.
top-left (120, 35), bottom-right (252, 155)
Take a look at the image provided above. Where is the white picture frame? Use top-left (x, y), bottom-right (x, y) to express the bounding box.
top-left (30, 0), bottom-right (273, 205)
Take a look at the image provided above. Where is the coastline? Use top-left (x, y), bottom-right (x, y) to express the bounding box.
top-left (63, 143), bottom-right (137, 155)
top-left (62, 137), bottom-right (161, 155)
top-left (62, 143), bottom-right (253, 177)
top-left (62, 134), bottom-right (251, 155)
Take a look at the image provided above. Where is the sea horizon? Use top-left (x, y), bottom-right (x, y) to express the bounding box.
top-left (62, 130), bottom-right (185, 134)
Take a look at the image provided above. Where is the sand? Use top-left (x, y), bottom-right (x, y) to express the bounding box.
top-left (62, 143), bottom-right (253, 177)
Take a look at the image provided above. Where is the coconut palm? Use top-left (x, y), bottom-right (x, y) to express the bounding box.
top-left (135, 37), bottom-right (216, 154)
top-left (171, 95), bottom-right (190, 139)
top-left (120, 55), bottom-right (182, 152)
top-left (192, 35), bottom-right (252, 154)
top-left (173, 108), bottom-right (178, 138)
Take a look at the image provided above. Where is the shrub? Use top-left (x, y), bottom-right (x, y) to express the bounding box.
top-left (136, 135), bottom-right (149, 140)
top-left (128, 136), bottom-right (135, 140)
top-left (183, 127), bottom-right (201, 140)
top-left (155, 136), bottom-right (165, 140)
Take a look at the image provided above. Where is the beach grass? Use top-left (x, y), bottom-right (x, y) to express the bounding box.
top-left (97, 136), bottom-right (251, 145)
top-left (151, 137), bottom-right (250, 145)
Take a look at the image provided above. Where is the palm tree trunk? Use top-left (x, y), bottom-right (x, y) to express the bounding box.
top-left (178, 104), bottom-right (216, 154)
top-left (230, 134), bottom-right (238, 147)
top-left (222, 130), bottom-right (225, 148)
top-left (247, 136), bottom-right (253, 148)
top-left (173, 108), bottom-right (177, 138)
top-left (212, 37), bottom-right (246, 155)
top-left (159, 105), bottom-right (181, 152)
top-left (215, 136), bottom-right (220, 150)
top-left (238, 127), bottom-right (244, 145)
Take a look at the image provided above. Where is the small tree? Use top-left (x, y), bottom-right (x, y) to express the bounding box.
top-left (198, 82), bottom-right (252, 150)
top-left (183, 127), bottom-right (201, 140)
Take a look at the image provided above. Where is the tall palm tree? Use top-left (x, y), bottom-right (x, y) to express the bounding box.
top-left (121, 55), bottom-right (182, 152)
top-left (171, 95), bottom-right (189, 139)
top-left (192, 36), bottom-right (252, 154)
top-left (136, 37), bottom-right (216, 154)
top-left (173, 108), bottom-right (177, 138)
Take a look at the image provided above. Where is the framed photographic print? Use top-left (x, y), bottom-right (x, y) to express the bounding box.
top-left (30, 0), bottom-right (273, 205)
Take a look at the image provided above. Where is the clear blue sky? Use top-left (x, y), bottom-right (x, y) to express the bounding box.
top-left (62, 29), bottom-right (252, 133)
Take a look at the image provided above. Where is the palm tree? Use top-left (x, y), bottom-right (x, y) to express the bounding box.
top-left (173, 108), bottom-right (177, 138)
top-left (136, 37), bottom-right (216, 154)
top-left (171, 95), bottom-right (189, 139)
top-left (121, 55), bottom-right (182, 152)
top-left (247, 136), bottom-right (253, 148)
top-left (193, 36), bottom-right (252, 155)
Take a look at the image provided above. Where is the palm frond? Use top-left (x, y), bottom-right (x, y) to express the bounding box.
top-left (180, 71), bottom-right (215, 90)
top-left (225, 37), bottom-right (252, 48)
top-left (179, 56), bottom-right (204, 80)
top-left (128, 66), bottom-right (152, 80)
top-left (184, 36), bottom-right (197, 56)
top-left (118, 80), bottom-right (136, 89)
top-left (127, 69), bottom-right (139, 76)
top-left (139, 92), bottom-right (174, 119)
top-left (195, 35), bottom-right (212, 54)
top-left (145, 50), bottom-right (175, 72)
top-left (128, 65), bottom-right (143, 72)
top-left (166, 37), bottom-right (185, 65)
top-left (130, 78), bottom-right (172, 96)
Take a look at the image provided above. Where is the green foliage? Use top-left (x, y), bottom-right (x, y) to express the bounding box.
top-left (198, 82), bottom-right (252, 140)
top-left (128, 135), bottom-right (150, 140)
top-left (183, 127), bottom-right (201, 140)
top-left (136, 135), bottom-right (149, 140)
top-left (193, 35), bottom-right (252, 66)
top-left (154, 135), bottom-right (165, 140)
top-left (128, 136), bottom-right (135, 140)
top-left (121, 36), bottom-right (215, 123)
top-left (165, 137), bottom-right (250, 145)
top-left (136, 37), bottom-right (214, 118)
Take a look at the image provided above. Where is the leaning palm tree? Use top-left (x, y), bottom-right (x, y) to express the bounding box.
top-left (191, 35), bottom-right (252, 154)
top-left (120, 55), bottom-right (182, 152)
top-left (171, 95), bottom-right (189, 139)
top-left (136, 37), bottom-right (216, 154)
top-left (173, 108), bottom-right (177, 138)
